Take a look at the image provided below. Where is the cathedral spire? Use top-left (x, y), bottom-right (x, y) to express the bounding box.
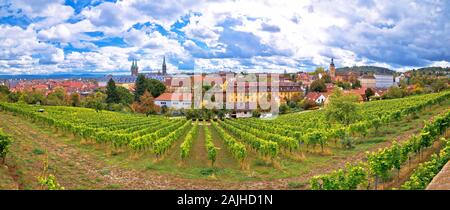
top-left (131, 59), bottom-right (139, 76)
top-left (162, 56), bottom-right (167, 75)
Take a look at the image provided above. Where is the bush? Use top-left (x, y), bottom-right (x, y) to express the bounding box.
top-left (279, 104), bottom-right (290, 114)
top-left (0, 130), bottom-right (12, 163)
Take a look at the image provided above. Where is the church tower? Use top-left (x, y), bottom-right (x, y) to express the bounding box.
top-left (131, 59), bottom-right (139, 76)
top-left (329, 58), bottom-right (336, 79)
top-left (162, 56), bottom-right (167, 75)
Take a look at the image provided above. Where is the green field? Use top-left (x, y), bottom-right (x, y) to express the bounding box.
top-left (0, 91), bottom-right (449, 189)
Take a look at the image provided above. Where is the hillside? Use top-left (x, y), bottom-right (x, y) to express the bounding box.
top-left (336, 66), bottom-right (396, 75)
top-left (407, 67), bottom-right (450, 76)
top-left (1, 91), bottom-right (450, 190)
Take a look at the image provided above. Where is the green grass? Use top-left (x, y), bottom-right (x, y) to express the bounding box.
top-left (32, 148), bottom-right (45, 155)
top-left (287, 181), bottom-right (307, 189)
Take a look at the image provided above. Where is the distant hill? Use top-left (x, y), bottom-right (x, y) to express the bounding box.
top-left (336, 66), bottom-right (396, 75)
top-left (407, 67), bottom-right (450, 76)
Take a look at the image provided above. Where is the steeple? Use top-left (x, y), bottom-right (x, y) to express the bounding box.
top-left (131, 59), bottom-right (139, 76)
top-left (329, 58), bottom-right (336, 79)
top-left (162, 56), bottom-right (167, 75)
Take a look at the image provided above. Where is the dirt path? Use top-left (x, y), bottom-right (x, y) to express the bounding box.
top-left (209, 124), bottom-right (241, 169)
top-left (185, 123), bottom-right (208, 167)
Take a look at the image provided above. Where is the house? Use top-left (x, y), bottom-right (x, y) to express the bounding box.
top-left (154, 92), bottom-right (192, 110)
top-left (305, 92), bottom-right (328, 104)
top-left (360, 74), bottom-right (376, 89)
top-left (334, 72), bottom-right (359, 83)
top-left (375, 74), bottom-right (395, 88)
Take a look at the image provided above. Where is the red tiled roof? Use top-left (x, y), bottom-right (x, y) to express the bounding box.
top-left (32, 84), bottom-right (49, 90)
top-left (305, 92), bottom-right (325, 101)
top-left (155, 93), bottom-right (192, 101)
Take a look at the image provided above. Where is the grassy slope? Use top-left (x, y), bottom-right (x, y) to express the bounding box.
top-left (0, 100), bottom-right (449, 189)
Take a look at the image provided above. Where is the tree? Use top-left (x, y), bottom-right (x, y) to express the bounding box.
top-left (325, 88), bottom-right (360, 125)
top-left (365, 88), bottom-right (375, 101)
top-left (384, 86), bottom-right (405, 99)
top-left (146, 78), bottom-right (166, 98)
top-left (352, 80), bottom-right (361, 89)
top-left (279, 104), bottom-right (290, 114)
top-left (0, 85), bottom-right (10, 102)
top-left (116, 86), bottom-right (133, 104)
top-left (7, 92), bottom-right (20, 103)
top-left (0, 130), bottom-right (12, 164)
top-left (431, 79), bottom-right (447, 92)
top-left (132, 91), bottom-right (160, 116)
top-left (300, 99), bottom-right (317, 110)
top-left (70, 93), bottom-right (81, 107)
top-left (252, 110), bottom-right (261, 118)
top-left (314, 67), bottom-right (325, 75)
top-left (310, 79), bottom-right (326, 92)
top-left (337, 81), bottom-right (351, 90)
top-left (83, 92), bottom-right (106, 112)
top-left (134, 74), bottom-right (147, 102)
top-left (290, 92), bottom-right (304, 103)
top-left (134, 75), bottom-right (166, 101)
top-left (106, 78), bottom-right (120, 104)
top-left (0, 85), bottom-right (10, 95)
top-left (23, 89), bottom-right (45, 104)
top-left (46, 87), bottom-right (66, 106)
top-left (322, 74), bottom-right (332, 83)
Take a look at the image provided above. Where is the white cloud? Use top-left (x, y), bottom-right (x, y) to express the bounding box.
top-left (1, 0), bottom-right (449, 74)
top-left (431, 61), bottom-right (450, 68)
top-left (182, 14), bottom-right (223, 47)
top-left (4, 0), bottom-right (74, 29)
top-left (0, 25), bottom-right (66, 73)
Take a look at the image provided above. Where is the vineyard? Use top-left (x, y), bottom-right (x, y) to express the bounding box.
top-left (0, 90), bottom-right (450, 189)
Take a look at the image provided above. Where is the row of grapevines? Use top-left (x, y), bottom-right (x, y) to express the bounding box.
top-left (226, 119), bottom-right (298, 151)
top-left (310, 163), bottom-right (367, 190)
top-left (204, 125), bottom-right (217, 166)
top-left (153, 120), bottom-right (191, 156)
top-left (272, 91), bottom-right (450, 137)
top-left (180, 120), bottom-right (199, 160)
top-left (211, 121), bottom-right (247, 163)
top-left (0, 102), bottom-right (185, 150)
top-left (0, 129), bottom-right (12, 163)
top-left (401, 138), bottom-right (450, 189)
top-left (310, 109), bottom-right (450, 190)
top-left (217, 120), bottom-right (278, 158)
top-left (367, 109), bottom-right (450, 183)
top-left (129, 120), bottom-right (187, 151)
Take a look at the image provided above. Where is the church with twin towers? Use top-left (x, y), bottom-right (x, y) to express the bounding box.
top-left (130, 56), bottom-right (167, 76)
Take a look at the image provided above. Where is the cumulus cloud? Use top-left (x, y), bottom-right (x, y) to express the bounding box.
top-left (0, 25), bottom-right (65, 72)
top-left (1, 0), bottom-right (449, 74)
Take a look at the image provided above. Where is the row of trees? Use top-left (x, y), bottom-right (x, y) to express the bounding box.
top-left (380, 77), bottom-right (448, 100)
top-left (0, 86), bottom-right (86, 107)
top-left (105, 75), bottom-right (165, 114)
top-left (0, 74), bottom-right (166, 116)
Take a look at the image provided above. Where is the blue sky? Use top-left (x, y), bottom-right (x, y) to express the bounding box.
top-left (0, 0), bottom-right (449, 74)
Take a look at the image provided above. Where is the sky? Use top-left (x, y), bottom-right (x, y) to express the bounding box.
top-left (0, 0), bottom-right (449, 75)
